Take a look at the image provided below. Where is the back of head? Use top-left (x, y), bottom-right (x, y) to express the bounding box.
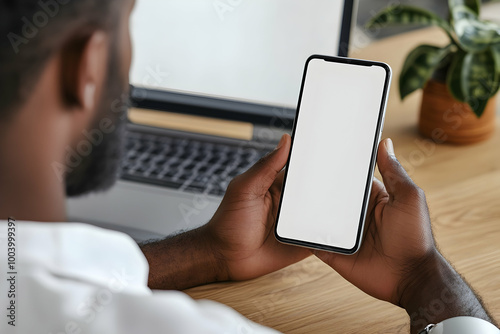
top-left (0, 0), bottom-right (118, 121)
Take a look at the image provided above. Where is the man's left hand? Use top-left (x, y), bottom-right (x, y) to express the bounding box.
top-left (203, 134), bottom-right (311, 281)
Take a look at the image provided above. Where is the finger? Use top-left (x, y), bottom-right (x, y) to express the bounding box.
top-left (377, 138), bottom-right (420, 201)
top-left (238, 134), bottom-right (291, 195)
top-left (366, 177), bottom-right (386, 214)
top-left (272, 170), bottom-right (286, 191)
top-left (269, 170), bottom-right (286, 203)
top-left (371, 177), bottom-right (385, 200)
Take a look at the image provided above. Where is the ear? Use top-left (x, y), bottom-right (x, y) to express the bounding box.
top-left (59, 31), bottom-right (109, 114)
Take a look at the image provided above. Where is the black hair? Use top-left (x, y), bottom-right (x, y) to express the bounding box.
top-left (0, 0), bottom-right (119, 121)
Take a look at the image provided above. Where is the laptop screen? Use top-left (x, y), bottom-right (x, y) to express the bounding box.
top-left (130, 0), bottom-right (352, 110)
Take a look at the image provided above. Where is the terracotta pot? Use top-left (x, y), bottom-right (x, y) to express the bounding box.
top-left (419, 79), bottom-right (497, 145)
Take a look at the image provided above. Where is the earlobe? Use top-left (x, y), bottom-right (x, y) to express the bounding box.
top-left (59, 31), bottom-right (108, 111)
top-left (78, 32), bottom-right (107, 113)
top-left (83, 83), bottom-right (96, 111)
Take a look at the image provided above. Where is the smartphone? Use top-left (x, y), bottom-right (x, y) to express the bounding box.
top-left (275, 55), bottom-right (392, 254)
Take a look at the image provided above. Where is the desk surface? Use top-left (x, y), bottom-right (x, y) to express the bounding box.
top-left (184, 26), bottom-right (500, 333)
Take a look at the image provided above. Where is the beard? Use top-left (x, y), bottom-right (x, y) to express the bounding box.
top-left (65, 45), bottom-right (130, 197)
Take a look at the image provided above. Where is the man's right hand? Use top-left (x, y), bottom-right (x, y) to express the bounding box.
top-left (314, 139), bottom-right (495, 333)
top-left (315, 138), bottom-right (436, 306)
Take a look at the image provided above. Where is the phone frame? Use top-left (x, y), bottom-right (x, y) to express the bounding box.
top-left (274, 54), bottom-right (392, 255)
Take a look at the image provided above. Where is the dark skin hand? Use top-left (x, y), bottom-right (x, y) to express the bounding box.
top-left (141, 134), bottom-right (311, 290)
top-left (142, 136), bottom-right (496, 333)
top-left (315, 139), bottom-right (496, 333)
top-left (315, 138), bottom-right (436, 305)
top-left (205, 135), bottom-right (311, 282)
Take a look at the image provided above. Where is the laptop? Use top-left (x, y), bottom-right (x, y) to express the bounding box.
top-left (67, 0), bottom-right (356, 242)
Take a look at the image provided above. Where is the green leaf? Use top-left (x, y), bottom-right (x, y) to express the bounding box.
top-left (461, 49), bottom-right (499, 117)
top-left (451, 6), bottom-right (500, 52)
top-left (399, 45), bottom-right (452, 100)
top-left (447, 51), bottom-right (467, 102)
top-left (366, 5), bottom-right (454, 40)
top-left (492, 44), bottom-right (500, 96)
top-left (448, 0), bottom-right (480, 16)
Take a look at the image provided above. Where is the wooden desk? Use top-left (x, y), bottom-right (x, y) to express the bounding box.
top-left (184, 27), bottom-right (500, 333)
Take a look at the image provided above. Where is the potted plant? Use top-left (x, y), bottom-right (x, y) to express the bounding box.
top-left (367, 0), bottom-right (500, 145)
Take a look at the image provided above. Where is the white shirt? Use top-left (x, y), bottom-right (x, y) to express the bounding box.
top-left (0, 221), bottom-right (279, 334)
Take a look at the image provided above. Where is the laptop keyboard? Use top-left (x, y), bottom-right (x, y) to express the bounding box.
top-left (120, 132), bottom-right (272, 196)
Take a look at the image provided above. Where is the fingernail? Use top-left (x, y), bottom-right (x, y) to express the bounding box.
top-left (385, 138), bottom-right (395, 156)
top-left (277, 135), bottom-right (287, 150)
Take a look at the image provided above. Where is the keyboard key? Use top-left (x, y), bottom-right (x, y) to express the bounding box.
top-left (173, 138), bottom-right (188, 146)
top-left (198, 166), bottom-right (209, 173)
top-left (184, 183), bottom-right (207, 193)
top-left (122, 174), bottom-right (184, 189)
top-left (194, 174), bottom-right (210, 183)
top-left (155, 157), bottom-right (167, 166)
top-left (149, 166), bottom-right (165, 176)
top-left (208, 157), bottom-right (220, 164)
top-left (165, 150), bottom-right (177, 157)
top-left (213, 168), bottom-right (226, 176)
top-left (140, 156), bottom-right (152, 164)
top-left (151, 147), bottom-right (162, 155)
top-left (209, 187), bottom-right (226, 196)
top-left (163, 170), bottom-right (177, 178)
top-left (192, 155), bottom-right (205, 162)
top-left (184, 163), bottom-right (197, 171)
top-left (179, 153), bottom-right (192, 160)
top-left (238, 161), bottom-right (249, 169)
top-left (177, 174), bottom-right (191, 182)
top-left (169, 162), bottom-right (181, 170)
top-left (134, 165), bottom-right (148, 173)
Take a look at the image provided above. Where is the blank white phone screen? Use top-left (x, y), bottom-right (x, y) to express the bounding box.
top-left (276, 58), bottom-right (388, 251)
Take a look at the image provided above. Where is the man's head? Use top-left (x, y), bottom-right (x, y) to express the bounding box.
top-left (0, 0), bottom-right (135, 197)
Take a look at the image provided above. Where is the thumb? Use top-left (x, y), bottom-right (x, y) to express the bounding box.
top-left (377, 138), bottom-right (419, 201)
top-left (238, 134), bottom-right (291, 195)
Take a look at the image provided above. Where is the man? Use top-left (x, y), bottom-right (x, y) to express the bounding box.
top-left (0, 0), bottom-right (497, 333)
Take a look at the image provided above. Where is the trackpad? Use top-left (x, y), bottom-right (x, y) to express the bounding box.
top-left (67, 181), bottom-right (221, 241)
